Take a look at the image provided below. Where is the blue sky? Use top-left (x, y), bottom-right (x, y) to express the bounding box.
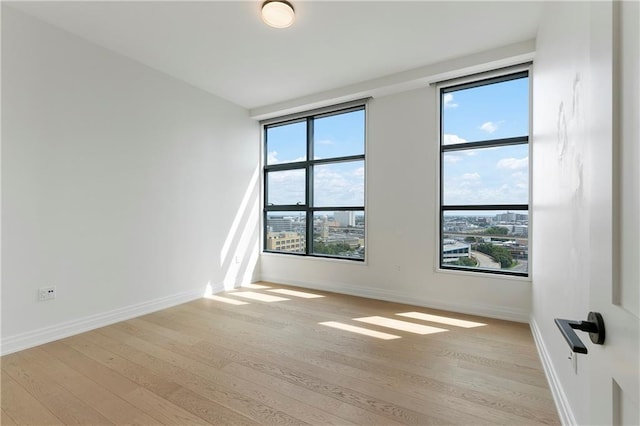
top-left (442, 77), bottom-right (529, 142)
top-left (266, 77), bottom-right (529, 209)
top-left (442, 77), bottom-right (529, 206)
top-left (266, 110), bottom-right (365, 207)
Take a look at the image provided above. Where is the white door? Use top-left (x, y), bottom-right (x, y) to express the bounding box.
top-left (588, 1), bottom-right (640, 424)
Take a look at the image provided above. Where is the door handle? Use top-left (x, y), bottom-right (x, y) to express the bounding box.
top-left (554, 312), bottom-right (605, 354)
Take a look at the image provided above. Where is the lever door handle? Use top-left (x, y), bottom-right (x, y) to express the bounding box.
top-left (554, 312), bottom-right (605, 354)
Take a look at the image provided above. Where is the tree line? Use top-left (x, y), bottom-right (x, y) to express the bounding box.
top-left (475, 242), bottom-right (514, 268)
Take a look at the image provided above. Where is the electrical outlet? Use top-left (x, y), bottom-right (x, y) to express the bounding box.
top-left (38, 286), bottom-right (56, 301)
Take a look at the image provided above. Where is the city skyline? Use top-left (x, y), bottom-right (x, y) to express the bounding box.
top-left (442, 210), bottom-right (528, 273)
top-left (266, 211), bottom-right (365, 259)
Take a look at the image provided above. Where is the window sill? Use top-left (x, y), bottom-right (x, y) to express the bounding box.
top-left (261, 251), bottom-right (368, 266)
top-left (435, 266), bottom-right (531, 282)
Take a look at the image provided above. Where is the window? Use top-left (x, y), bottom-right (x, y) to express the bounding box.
top-left (263, 104), bottom-right (366, 260)
top-left (439, 70), bottom-right (529, 276)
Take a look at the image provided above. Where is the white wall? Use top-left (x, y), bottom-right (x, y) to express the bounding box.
top-left (1, 7), bottom-right (260, 354)
top-left (261, 85), bottom-right (532, 322)
top-left (530, 2), bottom-right (616, 424)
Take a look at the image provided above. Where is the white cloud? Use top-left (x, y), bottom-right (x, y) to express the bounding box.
top-left (443, 134), bottom-right (467, 145)
top-left (268, 158), bottom-right (365, 207)
top-left (461, 172), bottom-right (481, 180)
top-left (267, 151), bottom-right (305, 164)
top-left (479, 121), bottom-right (498, 133)
top-left (267, 151), bottom-right (279, 164)
top-left (316, 139), bottom-right (334, 145)
top-left (444, 160), bottom-right (528, 205)
top-left (497, 157), bottom-right (529, 170)
top-left (267, 169), bottom-right (305, 204)
top-left (511, 171), bottom-right (528, 190)
top-left (444, 155), bottom-right (462, 164)
top-left (443, 183), bottom-right (528, 205)
top-left (511, 171), bottom-right (527, 180)
top-left (313, 163), bottom-right (365, 206)
top-left (443, 93), bottom-right (458, 109)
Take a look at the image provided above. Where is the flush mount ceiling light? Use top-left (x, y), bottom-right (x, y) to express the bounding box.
top-left (261, 0), bottom-right (295, 28)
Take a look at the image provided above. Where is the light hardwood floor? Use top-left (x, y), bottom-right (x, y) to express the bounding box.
top-left (2, 282), bottom-right (560, 425)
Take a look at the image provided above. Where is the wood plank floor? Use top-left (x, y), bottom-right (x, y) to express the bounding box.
top-left (2, 282), bottom-right (560, 425)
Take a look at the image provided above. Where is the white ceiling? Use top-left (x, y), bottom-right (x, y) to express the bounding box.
top-left (8, 1), bottom-right (544, 110)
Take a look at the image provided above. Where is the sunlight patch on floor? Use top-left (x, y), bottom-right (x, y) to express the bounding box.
top-left (397, 312), bottom-right (486, 328)
top-left (229, 291), bottom-right (289, 302)
top-left (268, 289), bottom-right (325, 298)
top-left (204, 294), bottom-right (250, 305)
top-left (241, 283), bottom-right (272, 289)
top-left (319, 321), bottom-right (401, 340)
top-left (354, 316), bottom-right (448, 335)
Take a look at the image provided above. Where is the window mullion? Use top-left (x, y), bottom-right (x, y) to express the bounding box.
top-left (442, 204), bottom-right (528, 211)
top-left (264, 161), bottom-right (307, 172)
top-left (441, 136), bottom-right (528, 153)
top-left (311, 154), bottom-right (365, 166)
top-left (306, 117), bottom-right (314, 255)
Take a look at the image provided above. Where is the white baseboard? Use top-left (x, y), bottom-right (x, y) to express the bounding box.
top-left (1, 286), bottom-right (214, 356)
top-left (530, 317), bottom-right (576, 426)
top-left (259, 275), bottom-right (529, 323)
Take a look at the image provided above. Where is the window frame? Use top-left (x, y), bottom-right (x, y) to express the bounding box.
top-left (437, 68), bottom-right (531, 277)
top-left (262, 103), bottom-right (367, 261)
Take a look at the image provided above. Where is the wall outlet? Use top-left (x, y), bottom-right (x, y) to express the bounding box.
top-left (38, 286), bottom-right (56, 301)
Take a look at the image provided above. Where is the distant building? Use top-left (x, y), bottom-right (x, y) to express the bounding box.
top-left (495, 212), bottom-right (528, 223)
top-left (266, 232), bottom-right (304, 252)
top-left (495, 212), bottom-right (516, 222)
top-left (321, 223), bottom-right (329, 239)
top-left (267, 216), bottom-right (295, 232)
top-left (334, 211), bottom-right (355, 227)
top-left (442, 239), bottom-right (471, 262)
top-left (513, 225), bottom-right (528, 236)
top-left (323, 235), bottom-right (361, 249)
top-left (443, 221), bottom-right (468, 232)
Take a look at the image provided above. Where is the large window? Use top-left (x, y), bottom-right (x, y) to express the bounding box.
top-left (263, 105), bottom-right (366, 260)
top-left (439, 70), bottom-right (530, 276)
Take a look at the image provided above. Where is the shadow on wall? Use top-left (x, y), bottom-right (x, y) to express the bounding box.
top-left (206, 165), bottom-right (261, 295)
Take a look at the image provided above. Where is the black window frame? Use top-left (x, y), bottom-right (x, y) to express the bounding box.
top-left (439, 69), bottom-right (530, 277)
top-left (263, 104), bottom-right (366, 261)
